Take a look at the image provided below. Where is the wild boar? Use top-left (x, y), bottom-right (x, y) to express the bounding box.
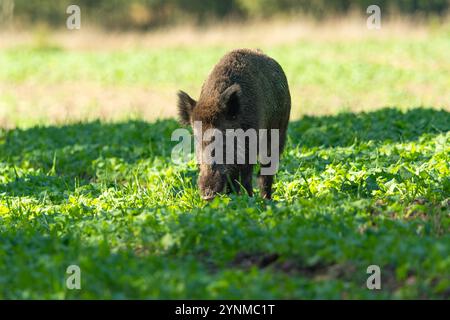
top-left (177, 49), bottom-right (291, 200)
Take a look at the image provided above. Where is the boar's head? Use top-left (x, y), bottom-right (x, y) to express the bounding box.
top-left (177, 84), bottom-right (243, 200)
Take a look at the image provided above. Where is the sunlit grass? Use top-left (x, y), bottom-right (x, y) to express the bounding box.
top-left (0, 21), bottom-right (449, 299)
top-left (0, 108), bottom-right (449, 299)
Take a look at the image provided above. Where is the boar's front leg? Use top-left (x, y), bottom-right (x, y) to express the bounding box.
top-left (258, 168), bottom-right (273, 199)
top-left (225, 171), bottom-right (240, 194)
top-left (226, 165), bottom-right (253, 196)
top-left (257, 130), bottom-right (276, 199)
top-left (240, 165), bottom-right (253, 197)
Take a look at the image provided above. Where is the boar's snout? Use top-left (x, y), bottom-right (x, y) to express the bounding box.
top-left (198, 163), bottom-right (225, 201)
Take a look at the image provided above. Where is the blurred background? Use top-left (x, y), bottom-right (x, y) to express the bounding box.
top-left (3, 0), bottom-right (450, 28)
top-left (0, 0), bottom-right (449, 127)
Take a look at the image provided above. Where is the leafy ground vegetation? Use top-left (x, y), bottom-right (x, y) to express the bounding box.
top-left (0, 22), bottom-right (449, 299)
top-left (1, 108), bottom-right (448, 299)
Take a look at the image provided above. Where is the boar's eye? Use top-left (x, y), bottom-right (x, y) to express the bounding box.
top-left (220, 84), bottom-right (241, 119)
top-left (227, 92), bottom-right (239, 119)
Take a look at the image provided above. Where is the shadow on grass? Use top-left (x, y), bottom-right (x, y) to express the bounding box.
top-left (0, 119), bottom-right (180, 176)
top-left (288, 107), bottom-right (449, 148)
top-left (0, 119), bottom-right (181, 198)
top-left (0, 107), bottom-right (448, 198)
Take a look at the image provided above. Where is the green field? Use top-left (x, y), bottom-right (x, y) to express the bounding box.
top-left (0, 24), bottom-right (449, 299)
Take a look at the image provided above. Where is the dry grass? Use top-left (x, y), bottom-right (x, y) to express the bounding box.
top-left (0, 17), bottom-right (435, 50)
top-left (2, 82), bottom-right (448, 128)
top-left (0, 18), bottom-right (449, 127)
top-left (0, 83), bottom-right (177, 128)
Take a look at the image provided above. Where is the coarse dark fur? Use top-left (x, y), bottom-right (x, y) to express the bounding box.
top-left (177, 49), bottom-right (291, 200)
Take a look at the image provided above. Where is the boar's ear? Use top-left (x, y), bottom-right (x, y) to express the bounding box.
top-left (177, 90), bottom-right (196, 126)
top-left (220, 84), bottom-right (241, 119)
